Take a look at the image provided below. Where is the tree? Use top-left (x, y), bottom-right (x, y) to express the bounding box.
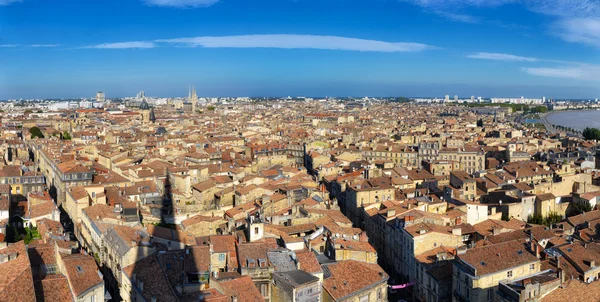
top-left (545, 212), bottom-right (562, 226)
top-left (207, 106), bottom-right (216, 111)
top-left (527, 213), bottom-right (544, 225)
top-left (574, 202), bottom-right (593, 214)
top-left (583, 127), bottom-right (600, 140)
top-left (501, 211), bottom-right (510, 221)
top-left (29, 126), bottom-right (44, 139)
top-left (62, 131), bottom-right (72, 140)
top-left (477, 118), bottom-right (484, 127)
top-left (24, 109), bottom-right (33, 114)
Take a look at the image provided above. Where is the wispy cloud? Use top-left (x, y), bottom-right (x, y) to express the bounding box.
top-left (523, 64), bottom-right (600, 81)
top-left (0, 0), bottom-right (22, 6)
top-left (552, 18), bottom-right (600, 48)
top-left (400, 0), bottom-right (516, 23)
top-left (83, 41), bottom-right (156, 49)
top-left (142, 0), bottom-right (220, 8)
top-left (467, 52), bottom-right (538, 62)
top-left (0, 44), bottom-right (20, 47)
top-left (155, 34), bottom-right (436, 52)
top-left (467, 50), bottom-right (600, 81)
top-left (403, 0), bottom-right (600, 48)
top-left (30, 44), bottom-right (61, 48)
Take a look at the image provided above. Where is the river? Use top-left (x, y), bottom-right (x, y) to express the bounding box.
top-left (545, 110), bottom-right (600, 131)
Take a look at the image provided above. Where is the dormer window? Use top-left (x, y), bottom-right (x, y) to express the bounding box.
top-left (258, 259), bottom-right (267, 268)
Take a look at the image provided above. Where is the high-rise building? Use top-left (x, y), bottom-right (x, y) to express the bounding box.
top-left (96, 91), bottom-right (105, 102)
top-left (137, 91), bottom-right (145, 99)
top-left (444, 95), bottom-right (450, 102)
top-left (454, 95), bottom-right (459, 101)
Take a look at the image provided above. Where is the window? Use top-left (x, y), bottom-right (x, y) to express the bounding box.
top-left (90, 296), bottom-right (95, 302)
top-left (507, 271), bottom-right (513, 278)
top-left (530, 264), bottom-right (535, 270)
top-left (359, 294), bottom-right (369, 302)
top-left (260, 284), bottom-right (268, 296)
top-left (219, 253), bottom-right (225, 261)
top-left (254, 227), bottom-right (259, 235)
top-left (487, 289), bottom-right (493, 301)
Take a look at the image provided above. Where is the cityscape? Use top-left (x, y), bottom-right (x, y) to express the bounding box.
top-left (2, 0), bottom-right (600, 302)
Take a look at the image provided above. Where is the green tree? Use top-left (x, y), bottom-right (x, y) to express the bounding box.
top-left (29, 126), bottom-right (44, 139)
top-left (477, 119), bottom-right (484, 127)
top-left (574, 202), bottom-right (593, 214)
top-left (24, 109), bottom-right (33, 114)
top-left (62, 131), bottom-right (72, 140)
top-left (207, 106), bottom-right (216, 111)
top-left (501, 212), bottom-right (510, 221)
top-left (545, 212), bottom-right (562, 226)
top-left (583, 127), bottom-right (600, 140)
top-left (23, 227), bottom-right (40, 244)
top-left (527, 213), bottom-right (544, 225)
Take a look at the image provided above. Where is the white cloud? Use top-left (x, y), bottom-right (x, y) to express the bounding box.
top-left (403, 0), bottom-right (600, 48)
top-left (523, 64), bottom-right (600, 81)
top-left (400, 0), bottom-right (516, 23)
top-left (30, 44), bottom-right (61, 48)
top-left (525, 0), bottom-right (600, 18)
top-left (155, 34), bottom-right (435, 52)
top-left (0, 0), bottom-right (22, 5)
top-left (0, 44), bottom-right (20, 47)
top-left (467, 52), bottom-right (538, 62)
top-left (553, 18), bottom-right (600, 48)
top-left (143, 0), bottom-right (220, 8)
top-left (84, 41), bottom-right (156, 49)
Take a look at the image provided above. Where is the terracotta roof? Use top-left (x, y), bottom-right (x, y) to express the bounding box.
top-left (322, 260), bottom-right (388, 301)
top-left (122, 254), bottom-right (179, 302)
top-left (457, 240), bottom-right (538, 276)
top-left (181, 214), bottom-right (223, 229)
top-left (184, 246), bottom-right (211, 273)
top-left (217, 275), bottom-right (263, 302)
top-left (541, 278), bottom-right (600, 302)
top-left (295, 251), bottom-right (323, 274)
top-left (0, 242), bottom-right (37, 302)
top-left (61, 254), bottom-right (103, 297)
top-left (34, 274), bottom-right (73, 302)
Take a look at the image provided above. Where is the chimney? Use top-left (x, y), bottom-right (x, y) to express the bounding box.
top-left (492, 227), bottom-right (501, 236)
top-left (558, 268), bottom-right (565, 284)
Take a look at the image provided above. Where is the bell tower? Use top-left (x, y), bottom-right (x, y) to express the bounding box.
top-left (140, 98), bottom-right (151, 124)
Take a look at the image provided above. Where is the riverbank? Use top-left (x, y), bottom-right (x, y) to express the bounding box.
top-left (543, 109), bottom-right (600, 132)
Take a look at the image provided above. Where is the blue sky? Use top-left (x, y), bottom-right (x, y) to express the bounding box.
top-left (1, 0), bottom-right (599, 99)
